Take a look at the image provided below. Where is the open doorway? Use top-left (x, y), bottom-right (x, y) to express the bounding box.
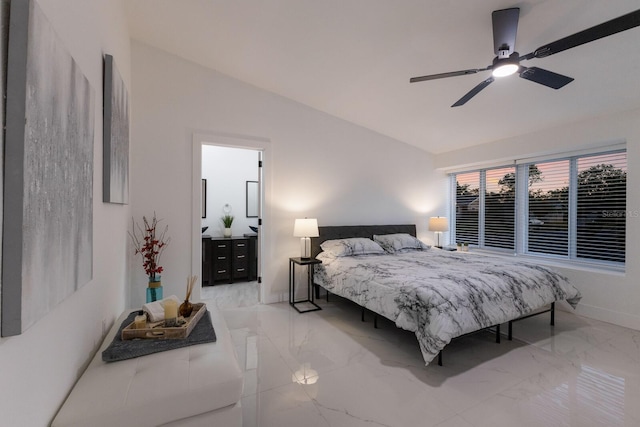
top-left (193, 137), bottom-right (265, 308)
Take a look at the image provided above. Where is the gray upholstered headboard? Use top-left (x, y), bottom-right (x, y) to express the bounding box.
top-left (311, 224), bottom-right (416, 258)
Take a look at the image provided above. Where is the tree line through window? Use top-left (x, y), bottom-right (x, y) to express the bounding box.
top-left (453, 150), bottom-right (626, 265)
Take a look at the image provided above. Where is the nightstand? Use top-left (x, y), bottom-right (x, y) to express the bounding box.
top-left (289, 257), bottom-right (322, 313)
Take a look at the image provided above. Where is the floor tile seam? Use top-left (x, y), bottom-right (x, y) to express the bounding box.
top-left (265, 331), bottom-right (350, 378)
top-left (431, 414), bottom-right (473, 427)
top-left (253, 379), bottom-right (302, 396)
top-left (287, 357), bottom-right (347, 380)
top-left (240, 384), bottom-right (258, 398)
top-left (382, 366), bottom-right (488, 416)
top-left (307, 394), bottom-right (395, 427)
top-left (454, 375), bottom-right (531, 420)
top-left (259, 333), bottom-right (299, 383)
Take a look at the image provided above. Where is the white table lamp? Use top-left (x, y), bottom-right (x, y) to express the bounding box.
top-left (293, 218), bottom-right (319, 259)
top-left (428, 216), bottom-right (448, 248)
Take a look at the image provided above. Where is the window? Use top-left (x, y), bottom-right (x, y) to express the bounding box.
top-left (451, 149), bottom-right (626, 266)
top-left (527, 160), bottom-right (569, 256)
top-left (454, 166), bottom-right (515, 250)
top-left (576, 152), bottom-right (626, 262)
top-left (485, 166), bottom-right (516, 250)
top-left (455, 171), bottom-right (479, 245)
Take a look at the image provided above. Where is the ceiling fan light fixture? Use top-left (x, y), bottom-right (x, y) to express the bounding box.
top-left (492, 63), bottom-right (519, 77)
top-left (492, 52), bottom-right (520, 77)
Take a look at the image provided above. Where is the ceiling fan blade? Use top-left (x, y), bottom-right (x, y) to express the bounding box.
top-left (519, 66), bottom-right (574, 89)
top-left (492, 8), bottom-right (520, 55)
top-left (521, 8), bottom-right (640, 60)
top-left (452, 77), bottom-right (494, 107)
top-left (410, 67), bottom-right (490, 83)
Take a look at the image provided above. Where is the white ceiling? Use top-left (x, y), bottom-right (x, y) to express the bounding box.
top-left (125, 0), bottom-right (640, 154)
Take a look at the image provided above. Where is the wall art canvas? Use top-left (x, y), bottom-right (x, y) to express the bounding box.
top-left (103, 54), bottom-right (129, 204)
top-left (0, 0), bottom-right (10, 331)
top-left (2, 0), bottom-right (94, 336)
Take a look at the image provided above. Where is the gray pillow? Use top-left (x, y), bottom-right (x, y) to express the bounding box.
top-left (373, 233), bottom-right (430, 254)
top-left (320, 238), bottom-right (385, 257)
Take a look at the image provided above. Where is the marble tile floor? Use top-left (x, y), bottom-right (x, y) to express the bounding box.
top-left (220, 295), bottom-right (640, 427)
top-left (201, 281), bottom-right (259, 309)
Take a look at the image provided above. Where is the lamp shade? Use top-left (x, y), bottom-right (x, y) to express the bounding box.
top-left (428, 217), bottom-right (449, 232)
top-left (293, 218), bottom-right (319, 237)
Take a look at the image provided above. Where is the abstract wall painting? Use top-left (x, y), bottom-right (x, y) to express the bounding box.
top-left (103, 54), bottom-right (129, 204)
top-left (2, 0), bottom-right (94, 336)
top-left (0, 0), bottom-right (10, 332)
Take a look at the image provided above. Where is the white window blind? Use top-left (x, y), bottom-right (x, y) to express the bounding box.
top-left (455, 171), bottom-right (479, 245)
top-left (451, 148), bottom-right (626, 267)
top-left (484, 166), bottom-right (515, 250)
top-left (576, 152), bottom-right (626, 263)
top-left (526, 160), bottom-right (570, 256)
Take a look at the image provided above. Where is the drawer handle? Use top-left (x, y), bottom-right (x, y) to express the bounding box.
top-left (237, 255), bottom-right (245, 259)
top-left (217, 270), bottom-right (227, 274)
top-left (217, 244), bottom-right (227, 248)
top-left (236, 268), bottom-right (245, 272)
top-left (237, 243), bottom-right (245, 247)
top-left (217, 256), bottom-right (226, 260)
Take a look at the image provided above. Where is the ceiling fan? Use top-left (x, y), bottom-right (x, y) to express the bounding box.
top-left (410, 7), bottom-right (640, 107)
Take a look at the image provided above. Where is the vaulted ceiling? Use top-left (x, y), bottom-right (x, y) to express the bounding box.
top-left (125, 0), bottom-right (640, 154)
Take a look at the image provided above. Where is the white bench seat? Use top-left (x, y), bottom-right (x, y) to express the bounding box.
top-left (52, 306), bottom-right (243, 427)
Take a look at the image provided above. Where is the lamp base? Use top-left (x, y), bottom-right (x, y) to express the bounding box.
top-left (300, 237), bottom-right (311, 259)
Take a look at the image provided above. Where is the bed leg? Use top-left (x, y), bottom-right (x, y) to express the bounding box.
top-left (314, 284), bottom-right (319, 300)
top-left (374, 314), bottom-right (378, 329)
top-left (508, 321), bottom-right (513, 341)
top-left (326, 290), bottom-right (329, 302)
top-left (438, 352), bottom-right (443, 366)
top-left (496, 324), bottom-right (501, 343)
top-left (361, 307), bottom-right (365, 322)
top-left (550, 302), bottom-right (555, 326)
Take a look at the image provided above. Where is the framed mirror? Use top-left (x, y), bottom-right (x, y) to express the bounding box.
top-left (202, 179), bottom-right (207, 218)
top-left (246, 181), bottom-right (258, 218)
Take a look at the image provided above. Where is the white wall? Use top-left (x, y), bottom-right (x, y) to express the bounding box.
top-left (202, 145), bottom-right (259, 237)
top-left (130, 41), bottom-right (446, 305)
top-left (0, 0), bottom-right (131, 425)
top-left (435, 108), bottom-right (640, 330)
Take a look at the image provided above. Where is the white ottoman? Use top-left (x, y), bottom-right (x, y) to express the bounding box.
top-left (52, 305), bottom-right (243, 427)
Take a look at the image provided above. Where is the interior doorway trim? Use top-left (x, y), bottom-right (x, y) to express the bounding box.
top-left (191, 131), bottom-right (270, 304)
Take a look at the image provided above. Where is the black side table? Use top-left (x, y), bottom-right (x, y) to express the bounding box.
top-left (289, 257), bottom-right (322, 313)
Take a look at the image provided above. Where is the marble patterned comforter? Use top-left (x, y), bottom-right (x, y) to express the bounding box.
top-left (314, 249), bottom-right (581, 365)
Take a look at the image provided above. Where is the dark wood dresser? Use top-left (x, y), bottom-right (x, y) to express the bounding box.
top-left (202, 235), bottom-right (257, 285)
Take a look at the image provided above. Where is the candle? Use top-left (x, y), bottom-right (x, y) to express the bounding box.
top-left (164, 299), bottom-right (178, 327)
top-left (134, 311), bottom-right (147, 329)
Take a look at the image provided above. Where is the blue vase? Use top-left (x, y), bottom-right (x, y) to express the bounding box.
top-left (146, 276), bottom-right (163, 303)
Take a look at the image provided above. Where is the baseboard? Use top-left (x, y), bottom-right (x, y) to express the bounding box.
top-left (262, 293), bottom-right (286, 305)
top-left (572, 303), bottom-right (640, 331)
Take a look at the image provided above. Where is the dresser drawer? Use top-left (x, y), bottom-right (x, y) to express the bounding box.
top-left (213, 241), bottom-right (231, 254)
top-left (233, 252), bottom-right (247, 264)
top-left (213, 266), bottom-right (231, 281)
top-left (233, 262), bottom-right (248, 279)
top-left (232, 240), bottom-right (248, 255)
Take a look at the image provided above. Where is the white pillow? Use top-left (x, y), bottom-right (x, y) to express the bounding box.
top-left (320, 238), bottom-right (385, 257)
top-left (373, 233), bottom-right (430, 254)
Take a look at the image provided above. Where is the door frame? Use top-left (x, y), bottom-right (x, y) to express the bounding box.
top-left (191, 131), bottom-right (270, 303)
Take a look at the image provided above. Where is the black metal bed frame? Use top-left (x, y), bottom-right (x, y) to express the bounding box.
top-left (310, 224), bottom-right (557, 366)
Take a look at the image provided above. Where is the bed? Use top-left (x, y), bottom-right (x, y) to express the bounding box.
top-left (311, 224), bottom-right (582, 366)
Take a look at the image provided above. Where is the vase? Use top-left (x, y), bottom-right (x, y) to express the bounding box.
top-left (223, 227), bottom-right (232, 237)
top-left (146, 276), bottom-right (163, 303)
top-left (179, 299), bottom-right (194, 317)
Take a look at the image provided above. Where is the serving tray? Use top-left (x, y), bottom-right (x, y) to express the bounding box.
top-left (121, 302), bottom-right (206, 340)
